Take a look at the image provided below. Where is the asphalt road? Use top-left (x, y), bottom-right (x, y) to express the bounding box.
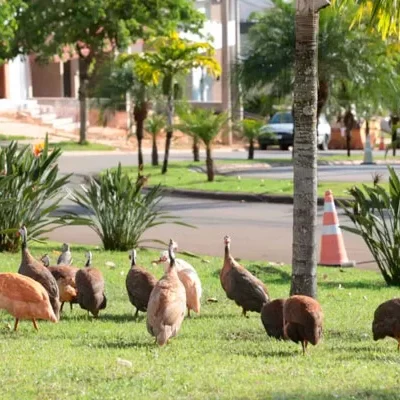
top-left (50, 148), bottom-right (377, 269)
top-left (50, 197), bottom-right (373, 269)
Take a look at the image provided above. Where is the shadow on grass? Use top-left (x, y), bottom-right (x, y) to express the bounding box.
top-left (59, 312), bottom-right (138, 324)
top-left (319, 280), bottom-right (387, 290)
top-left (245, 389), bottom-right (400, 400)
top-left (90, 338), bottom-right (155, 350)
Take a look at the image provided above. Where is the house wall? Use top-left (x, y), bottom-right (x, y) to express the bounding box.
top-left (31, 60), bottom-right (63, 97)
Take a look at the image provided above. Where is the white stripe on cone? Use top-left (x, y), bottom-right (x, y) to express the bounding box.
top-left (322, 225), bottom-right (341, 235)
top-left (323, 201), bottom-right (336, 213)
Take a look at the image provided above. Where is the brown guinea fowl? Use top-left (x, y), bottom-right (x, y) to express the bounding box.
top-left (283, 295), bottom-right (323, 355)
top-left (41, 254), bottom-right (79, 313)
top-left (17, 225), bottom-right (60, 321)
top-left (221, 235), bottom-right (269, 317)
top-left (146, 239), bottom-right (186, 346)
top-left (126, 249), bottom-right (157, 319)
top-left (0, 272), bottom-right (58, 331)
top-left (75, 251), bottom-right (107, 318)
top-left (261, 298), bottom-right (286, 340)
top-left (372, 298), bottom-right (400, 350)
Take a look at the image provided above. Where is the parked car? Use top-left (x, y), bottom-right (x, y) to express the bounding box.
top-left (258, 112), bottom-right (331, 150)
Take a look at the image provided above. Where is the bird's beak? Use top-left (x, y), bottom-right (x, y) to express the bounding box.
top-left (151, 259), bottom-right (161, 264)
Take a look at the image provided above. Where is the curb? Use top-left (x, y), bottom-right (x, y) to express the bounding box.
top-left (154, 186), bottom-right (351, 207)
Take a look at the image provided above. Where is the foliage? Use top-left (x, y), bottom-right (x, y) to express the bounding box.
top-left (145, 114), bottom-right (166, 138)
top-left (130, 31), bottom-right (221, 174)
top-left (240, 0), bottom-right (400, 117)
top-left (67, 163), bottom-right (188, 251)
top-left (0, 244), bottom-right (399, 399)
top-left (0, 0), bottom-right (27, 61)
top-left (0, 136), bottom-right (71, 252)
top-left (176, 107), bottom-right (227, 146)
top-left (341, 167), bottom-right (400, 286)
top-left (236, 119), bottom-right (264, 141)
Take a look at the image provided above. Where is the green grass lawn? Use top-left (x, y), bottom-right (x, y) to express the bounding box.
top-left (0, 134), bottom-right (30, 141)
top-left (50, 141), bottom-right (115, 151)
top-left (120, 162), bottom-right (383, 198)
top-left (0, 242), bottom-right (398, 399)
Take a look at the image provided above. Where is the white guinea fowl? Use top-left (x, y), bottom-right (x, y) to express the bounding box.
top-left (154, 244), bottom-right (202, 317)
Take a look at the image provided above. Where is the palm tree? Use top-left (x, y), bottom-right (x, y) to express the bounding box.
top-left (235, 119), bottom-right (264, 160)
top-left (145, 114), bottom-right (166, 166)
top-left (290, 0), bottom-right (330, 298)
top-left (133, 32), bottom-right (221, 174)
top-left (176, 107), bottom-right (227, 182)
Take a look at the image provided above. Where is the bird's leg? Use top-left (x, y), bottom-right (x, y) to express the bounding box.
top-left (13, 319), bottom-right (19, 331)
top-left (301, 341), bottom-right (308, 355)
top-left (187, 308), bottom-right (191, 318)
top-left (70, 302), bottom-right (73, 312)
top-left (133, 308), bottom-right (139, 320)
top-left (242, 308), bottom-right (249, 318)
top-left (32, 319), bottom-right (39, 331)
top-left (60, 302), bottom-right (65, 313)
top-left (397, 339), bottom-right (400, 351)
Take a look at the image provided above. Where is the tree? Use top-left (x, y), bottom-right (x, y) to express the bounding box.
top-left (133, 32), bottom-right (221, 174)
top-left (176, 107), bottom-right (227, 182)
top-left (240, 1), bottom-right (394, 119)
top-left (12, 0), bottom-right (204, 144)
top-left (146, 114), bottom-right (166, 166)
top-left (0, 0), bottom-right (27, 62)
top-left (235, 119), bottom-right (264, 160)
top-left (290, 0), bottom-right (330, 298)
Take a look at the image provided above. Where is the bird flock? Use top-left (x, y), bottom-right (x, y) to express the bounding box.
top-left (0, 225), bottom-right (397, 353)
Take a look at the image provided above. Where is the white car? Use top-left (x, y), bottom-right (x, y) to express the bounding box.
top-left (258, 112), bottom-right (331, 150)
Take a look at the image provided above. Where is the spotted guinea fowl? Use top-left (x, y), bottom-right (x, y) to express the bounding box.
top-left (17, 225), bottom-right (60, 321)
top-left (283, 295), bottom-right (323, 355)
top-left (154, 246), bottom-right (202, 317)
top-left (75, 251), bottom-right (107, 317)
top-left (0, 272), bottom-right (58, 331)
top-left (372, 298), bottom-right (400, 350)
top-left (41, 254), bottom-right (79, 313)
top-left (261, 298), bottom-right (286, 340)
top-left (126, 249), bottom-right (157, 319)
top-left (147, 239), bottom-right (186, 346)
top-left (221, 235), bottom-right (269, 317)
top-left (57, 243), bottom-right (73, 266)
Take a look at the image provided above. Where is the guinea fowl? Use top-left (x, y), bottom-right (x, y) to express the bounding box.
top-left (41, 254), bottom-right (79, 313)
top-left (17, 225), bottom-right (60, 321)
top-left (0, 273), bottom-right (58, 331)
top-left (261, 298), bottom-right (286, 340)
top-left (126, 249), bottom-right (157, 319)
top-left (221, 235), bottom-right (269, 317)
top-left (57, 243), bottom-right (73, 266)
top-left (372, 298), bottom-right (400, 350)
top-left (283, 295), bottom-right (323, 355)
top-left (147, 239), bottom-right (186, 346)
top-left (154, 248), bottom-right (202, 317)
top-left (75, 251), bottom-right (107, 317)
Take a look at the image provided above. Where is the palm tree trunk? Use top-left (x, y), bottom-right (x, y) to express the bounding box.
top-left (151, 134), bottom-right (159, 166)
top-left (291, 3), bottom-right (325, 298)
top-left (193, 136), bottom-right (200, 162)
top-left (134, 102), bottom-right (147, 168)
top-left (162, 90), bottom-right (174, 174)
top-left (78, 57), bottom-right (90, 145)
top-left (205, 144), bottom-right (214, 182)
top-left (248, 139), bottom-right (254, 160)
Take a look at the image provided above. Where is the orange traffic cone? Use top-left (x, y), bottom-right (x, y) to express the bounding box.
top-left (319, 190), bottom-right (355, 267)
top-left (379, 134), bottom-right (385, 151)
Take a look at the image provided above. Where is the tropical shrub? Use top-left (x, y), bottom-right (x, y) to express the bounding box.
top-left (235, 119), bottom-right (264, 159)
top-left (145, 114), bottom-right (166, 166)
top-left (341, 167), bottom-right (400, 286)
top-left (176, 107), bottom-right (227, 182)
top-left (0, 136), bottom-right (71, 252)
top-left (67, 163), bottom-right (189, 251)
